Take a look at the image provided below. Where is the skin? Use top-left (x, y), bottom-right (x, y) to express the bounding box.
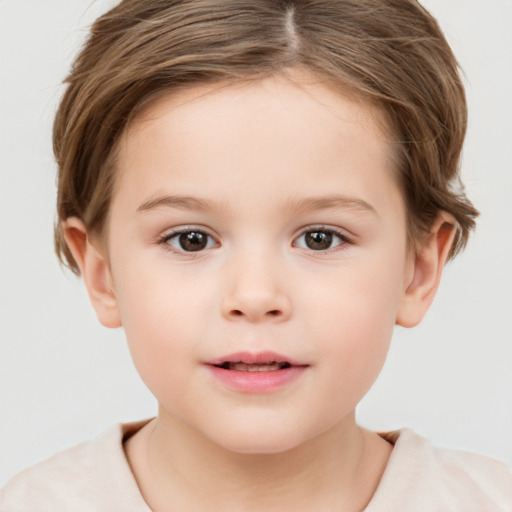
top-left (63, 69), bottom-right (456, 511)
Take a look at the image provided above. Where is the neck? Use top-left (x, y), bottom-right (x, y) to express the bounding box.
top-left (125, 410), bottom-right (392, 512)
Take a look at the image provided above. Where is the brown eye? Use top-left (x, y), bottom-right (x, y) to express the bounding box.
top-left (178, 231), bottom-right (208, 251)
top-left (164, 230), bottom-right (216, 252)
top-left (305, 231), bottom-right (333, 250)
top-left (295, 228), bottom-right (347, 251)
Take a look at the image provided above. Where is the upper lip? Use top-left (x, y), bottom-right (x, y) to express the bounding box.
top-left (205, 351), bottom-right (309, 367)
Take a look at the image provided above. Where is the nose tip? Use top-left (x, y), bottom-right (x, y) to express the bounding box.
top-left (221, 278), bottom-right (292, 323)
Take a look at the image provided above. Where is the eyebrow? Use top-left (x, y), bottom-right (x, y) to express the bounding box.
top-left (284, 194), bottom-right (378, 217)
top-left (137, 193), bottom-right (378, 216)
top-left (137, 195), bottom-right (221, 212)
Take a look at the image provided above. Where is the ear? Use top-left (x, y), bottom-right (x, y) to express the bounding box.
top-left (62, 217), bottom-right (122, 328)
top-left (396, 212), bottom-right (457, 328)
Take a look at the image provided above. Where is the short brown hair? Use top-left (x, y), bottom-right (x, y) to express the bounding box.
top-left (54, 0), bottom-right (478, 274)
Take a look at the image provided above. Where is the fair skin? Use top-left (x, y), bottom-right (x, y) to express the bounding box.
top-left (63, 70), bottom-right (455, 511)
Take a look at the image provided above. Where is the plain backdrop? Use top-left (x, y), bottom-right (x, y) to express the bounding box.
top-left (1, 0), bottom-right (511, 486)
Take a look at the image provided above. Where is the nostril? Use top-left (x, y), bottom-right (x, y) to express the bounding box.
top-left (230, 309), bottom-right (281, 317)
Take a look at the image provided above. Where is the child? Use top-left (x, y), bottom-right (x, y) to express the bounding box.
top-left (1, 0), bottom-right (510, 510)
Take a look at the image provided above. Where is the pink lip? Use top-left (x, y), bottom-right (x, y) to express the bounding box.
top-left (206, 351), bottom-right (307, 366)
top-left (205, 351), bottom-right (309, 394)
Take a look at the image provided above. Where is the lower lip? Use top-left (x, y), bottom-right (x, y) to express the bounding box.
top-left (206, 365), bottom-right (307, 393)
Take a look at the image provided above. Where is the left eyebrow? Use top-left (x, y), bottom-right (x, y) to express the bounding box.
top-left (285, 194), bottom-right (379, 217)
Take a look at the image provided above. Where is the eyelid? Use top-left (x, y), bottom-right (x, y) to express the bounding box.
top-left (158, 225), bottom-right (219, 254)
top-left (293, 225), bottom-right (353, 252)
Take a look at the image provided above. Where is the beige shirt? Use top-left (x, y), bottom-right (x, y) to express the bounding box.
top-left (1, 420), bottom-right (511, 511)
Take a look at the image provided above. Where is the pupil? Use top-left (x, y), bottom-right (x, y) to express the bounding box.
top-left (179, 231), bottom-right (207, 251)
top-left (305, 231), bottom-right (332, 250)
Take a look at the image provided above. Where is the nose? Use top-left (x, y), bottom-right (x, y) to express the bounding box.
top-left (220, 252), bottom-right (292, 323)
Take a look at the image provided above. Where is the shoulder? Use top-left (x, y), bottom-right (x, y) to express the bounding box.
top-left (0, 421), bottom-right (152, 512)
top-left (366, 429), bottom-right (512, 512)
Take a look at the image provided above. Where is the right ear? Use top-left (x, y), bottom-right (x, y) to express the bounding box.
top-left (61, 217), bottom-right (122, 328)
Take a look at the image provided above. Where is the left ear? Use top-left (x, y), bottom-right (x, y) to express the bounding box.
top-left (396, 212), bottom-right (457, 328)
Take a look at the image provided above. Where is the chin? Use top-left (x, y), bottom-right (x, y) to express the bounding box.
top-left (205, 419), bottom-right (317, 456)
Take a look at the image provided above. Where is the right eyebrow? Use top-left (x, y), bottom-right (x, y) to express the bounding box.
top-left (137, 195), bottom-right (220, 213)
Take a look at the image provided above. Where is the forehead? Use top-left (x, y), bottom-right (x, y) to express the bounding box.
top-left (113, 70), bottom-right (400, 218)
top-left (125, 69), bottom-right (389, 149)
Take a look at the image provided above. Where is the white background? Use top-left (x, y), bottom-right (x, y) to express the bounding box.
top-left (1, 0), bottom-right (511, 486)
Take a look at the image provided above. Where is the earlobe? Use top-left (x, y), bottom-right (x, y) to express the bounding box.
top-left (61, 217), bottom-right (122, 328)
top-left (396, 212), bottom-right (457, 328)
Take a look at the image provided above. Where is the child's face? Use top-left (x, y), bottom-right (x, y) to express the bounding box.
top-left (101, 71), bottom-right (415, 453)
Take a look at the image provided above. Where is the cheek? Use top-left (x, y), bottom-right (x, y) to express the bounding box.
top-left (111, 263), bottom-right (215, 395)
top-left (313, 293), bottom-right (394, 392)
top-left (301, 255), bottom-right (405, 389)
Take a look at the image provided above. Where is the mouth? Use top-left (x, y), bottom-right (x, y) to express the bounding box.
top-left (213, 361), bottom-right (292, 372)
top-left (206, 351), bottom-right (307, 372)
top-left (205, 351), bottom-right (308, 393)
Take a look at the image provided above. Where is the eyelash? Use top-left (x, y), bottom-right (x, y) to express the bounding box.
top-left (294, 226), bottom-right (351, 253)
top-left (158, 227), bottom-right (217, 255)
top-left (157, 226), bottom-right (352, 255)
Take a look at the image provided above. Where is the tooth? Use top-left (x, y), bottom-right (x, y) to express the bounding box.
top-left (247, 364), bottom-right (281, 372)
top-left (228, 363), bottom-right (282, 372)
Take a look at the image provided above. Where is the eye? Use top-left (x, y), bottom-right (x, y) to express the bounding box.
top-left (161, 229), bottom-right (217, 252)
top-left (294, 228), bottom-right (349, 252)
